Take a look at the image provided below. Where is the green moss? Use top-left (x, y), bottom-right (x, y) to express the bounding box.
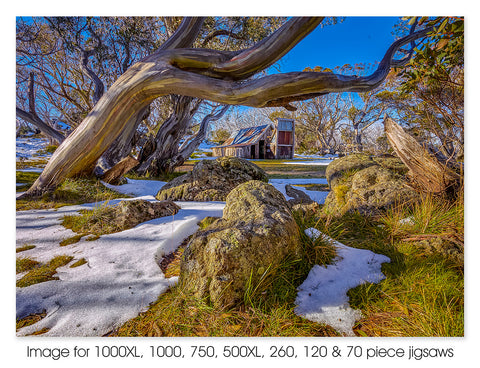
top-left (16, 170), bottom-right (41, 184)
top-left (333, 184), bottom-right (350, 205)
top-left (197, 217), bottom-right (220, 230)
top-left (16, 255), bottom-right (74, 287)
top-left (16, 171), bottom-right (41, 191)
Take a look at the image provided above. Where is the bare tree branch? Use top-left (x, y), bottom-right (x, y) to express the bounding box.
top-left (23, 18), bottom-right (432, 196)
top-left (16, 107), bottom-right (65, 144)
top-left (79, 50), bottom-right (105, 104)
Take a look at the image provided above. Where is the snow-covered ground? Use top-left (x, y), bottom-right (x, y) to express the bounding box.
top-left (269, 177), bottom-right (329, 204)
top-left (16, 139), bottom-right (390, 337)
top-left (16, 137), bottom-right (50, 161)
top-left (16, 196), bottom-right (225, 336)
top-left (16, 178), bottom-right (389, 336)
top-left (295, 229), bottom-right (390, 336)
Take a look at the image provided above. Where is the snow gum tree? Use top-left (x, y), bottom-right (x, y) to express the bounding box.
top-left (21, 16), bottom-right (431, 197)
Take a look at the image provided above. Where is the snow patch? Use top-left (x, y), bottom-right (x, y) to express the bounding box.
top-left (16, 137), bottom-right (50, 161)
top-left (269, 178), bottom-right (329, 204)
top-left (102, 178), bottom-right (167, 197)
top-left (16, 190), bottom-right (225, 336)
top-left (295, 229), bottom-right (390, 336)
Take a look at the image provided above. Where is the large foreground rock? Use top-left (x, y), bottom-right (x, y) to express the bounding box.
top-left (156, 157), bottom-right (268, 201)
top-left (178, 180), bottom-right (301, 308)
top-left (324, 154), bottom-right (418, 216)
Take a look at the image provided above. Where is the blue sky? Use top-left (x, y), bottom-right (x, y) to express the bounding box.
top-left (277, 17), bottom-right (401, 73)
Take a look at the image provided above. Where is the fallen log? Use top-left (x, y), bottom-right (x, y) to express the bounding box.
top-left (100, 156), bottom-right (139, 185)
top-left (384, 117), bottom-right (460, 194)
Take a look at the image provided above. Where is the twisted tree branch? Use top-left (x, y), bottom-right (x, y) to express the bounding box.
top-left (23, 18), bottom-right (432, 196)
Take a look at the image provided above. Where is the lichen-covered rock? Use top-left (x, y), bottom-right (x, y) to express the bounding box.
top-left (178, 180), bottom-right (301, 308)
top-left (416, 237), bottom-right (464, 265)
top-left (72, 199), bottom-right (180, 235)
top-left (156, 157), bottom-right (268, 201)
top-left (325, 153), bottom-right (376, 189)
top-left (113, 199), bottom-right (180, 229)
top-left (324, 153), bottom-right (418, 216)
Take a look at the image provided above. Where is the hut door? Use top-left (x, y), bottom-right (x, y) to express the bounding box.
top-left (250, 145), bottom-right (256, 159)
top-left (259, 140), bottom-right (265, 159)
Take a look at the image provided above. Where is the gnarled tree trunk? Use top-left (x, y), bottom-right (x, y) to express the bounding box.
top-left (136, 96), bottom-right (201, 176)
top-left (23, 17), bottom-right (430, 197)
top-left (171, 104), bottom-right (230, 169)
top-left (94, 104), bottom-right (151, 178)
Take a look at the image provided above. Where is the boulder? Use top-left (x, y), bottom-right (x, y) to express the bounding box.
top-left (112, 199), bottom-right (180, 229)
top-left (285, 184), bottom-right (314, 205)
top-left (324, 153), bottom-right (418, 216)
top-left (156, 157), bottom-right (268, 202)
top-left (76, 199), bottom-right (180, 235)
top-left (178, 180), bottom-right (301, 308)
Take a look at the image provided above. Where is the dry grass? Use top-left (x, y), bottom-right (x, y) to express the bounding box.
top-left (16, 178), bottom-right (127, 211)
top-left (116, 287), bottom-right (338, 337)
top-left (16, 311), bottom-right (47, 331)
top-left (16, 244), bottom-right (36, 253)
top-left (16, 255), bottom-right (74, 288)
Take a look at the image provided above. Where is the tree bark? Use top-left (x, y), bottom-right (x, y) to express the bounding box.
top-left (168, 104), bottom-right (229, 171)
top-left (23, 18), bottom-right (430, 196)
top-left (94, 104), bottom-right (150, 177)
top-left (80, 50), bottom-right (105, 105)
top-left (96, 17), bottom-right (206, 178)
top-left (100, 156), bottom-right (139, 185)
top-left (135, 96), bottom-right (200, 176)
top-left (16, 72), bottom-right (65, 144)
top-left (384, 116), bottom-right (460, 194)
top-left (16, 108), bottom-right (65, 144)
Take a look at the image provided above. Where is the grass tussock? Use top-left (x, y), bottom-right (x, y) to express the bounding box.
top-left (126, 171), bottom-right (186, 182)
top-left (381, 193), bottom-right (464, 249)
top-left (315, 192), bottom-right (464, 337)
top-left (16, 311), bottom-right (47, 331)
top-left (16, 244), bottom-right (36, 253)
top-left (120, 191), bottom-right (463, 337)
top-left (16, 257), bottom-right (40, 273)
top-left (350, 242), bottom-right (464, 337)
top-left (70, 258), bottom-right (87, 268)
top-left (16, 178), bottom-right (127, 211)
top-left (61, 204), bottom-right (122, 237)
top-left (59, 234), bottom-right (86, 246)
top-left (16, 158), bottom-right (49, 170)
top-left (16, 255), bottom-right (74, 288)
